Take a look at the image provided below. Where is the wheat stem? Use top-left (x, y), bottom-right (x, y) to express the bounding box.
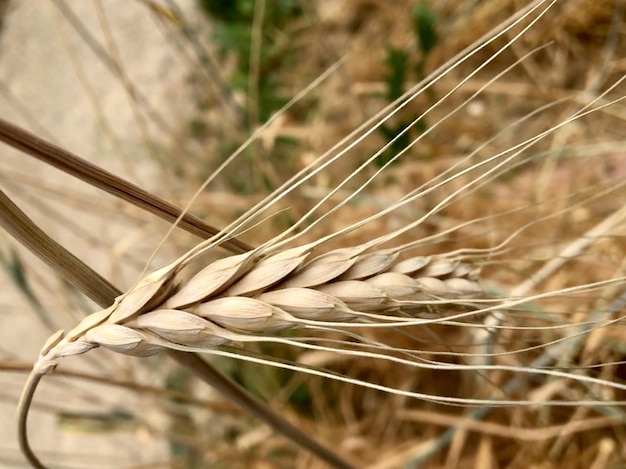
top-left (0, 118), bottom-right (251, 253)
top-left (17, 371), bottom-right (45, 469)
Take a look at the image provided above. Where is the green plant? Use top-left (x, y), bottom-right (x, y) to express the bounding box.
top-left (377, 2), bottom-right (438, 168)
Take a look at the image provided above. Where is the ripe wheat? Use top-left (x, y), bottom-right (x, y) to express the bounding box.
top-left (12, 0), bottom-right (626, 467)
top-left (35, 247), bottom-right (480, 373)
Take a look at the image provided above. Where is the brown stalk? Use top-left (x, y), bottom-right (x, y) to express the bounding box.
top-left (0, 117), bottom-right (251, 254)
top-left (1, 189), bottom-right (353, 468)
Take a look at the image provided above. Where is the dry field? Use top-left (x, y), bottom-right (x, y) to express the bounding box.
top-left (1, 0), bottom-right (626, 468)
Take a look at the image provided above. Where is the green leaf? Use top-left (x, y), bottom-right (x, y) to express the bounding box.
top-left (385, 47), bottom-right (408, 102)
top-left (413, 3), bottom-right (438, 57)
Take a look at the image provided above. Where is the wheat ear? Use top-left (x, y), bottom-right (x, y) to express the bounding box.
top-left (34, 243), bottom-right (481, 375)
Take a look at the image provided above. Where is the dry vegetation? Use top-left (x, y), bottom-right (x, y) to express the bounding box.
top-left (2, 0), bottom-right (626, 468)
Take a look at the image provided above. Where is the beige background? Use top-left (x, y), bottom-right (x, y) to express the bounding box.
top-left (0, 1), bottom-right (209, 467)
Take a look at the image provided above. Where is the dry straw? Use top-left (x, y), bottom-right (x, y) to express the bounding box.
top-left (13, 0), bottom-right (626, 467)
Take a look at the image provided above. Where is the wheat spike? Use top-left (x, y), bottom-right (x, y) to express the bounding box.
top-left (35, 245), bottom-right (481, 374)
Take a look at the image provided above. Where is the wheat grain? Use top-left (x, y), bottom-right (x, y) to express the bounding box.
top-left (34, 246), bottom-right (481, 375)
